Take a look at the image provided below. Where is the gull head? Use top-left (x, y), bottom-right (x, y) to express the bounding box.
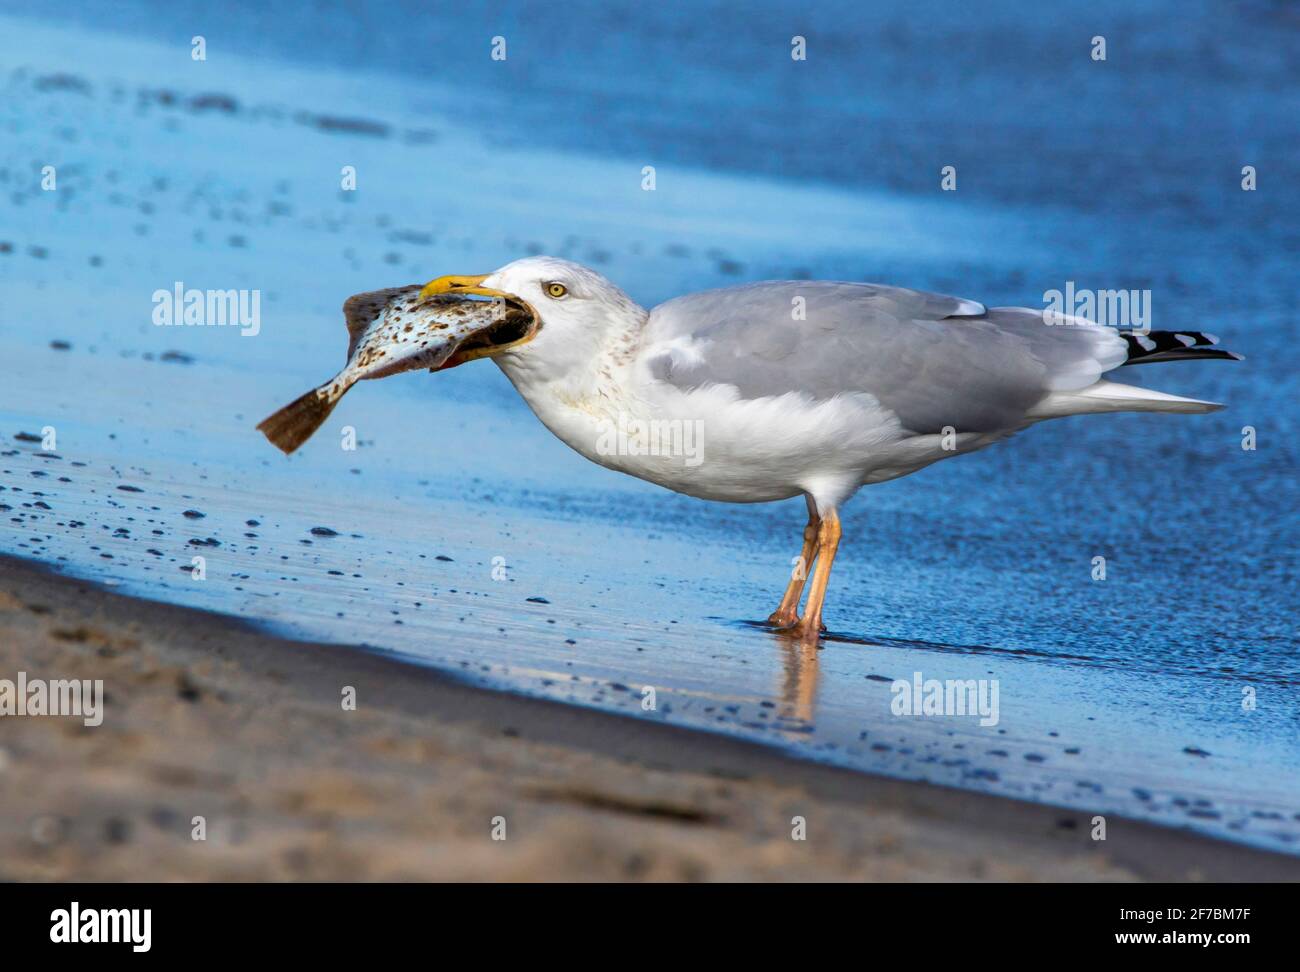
top-left (419, 256), bottom-right (645, 378)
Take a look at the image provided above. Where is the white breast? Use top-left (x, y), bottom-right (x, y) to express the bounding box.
top-left (498, 347), bottom-right (988, 510)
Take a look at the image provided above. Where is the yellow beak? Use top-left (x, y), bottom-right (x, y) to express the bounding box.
top-left (419, 273), bottom-right (517, 302)
top-left (416, 272), bottom-right (540, 368)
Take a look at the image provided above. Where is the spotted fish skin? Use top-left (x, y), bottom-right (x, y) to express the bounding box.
top-left (341, 286), bottom-right (511, 379)
top-left (257, 288), bottom-right (524, 454)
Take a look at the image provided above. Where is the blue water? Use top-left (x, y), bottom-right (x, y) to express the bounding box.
top-left (1, 2), bottom-right (1297, 854)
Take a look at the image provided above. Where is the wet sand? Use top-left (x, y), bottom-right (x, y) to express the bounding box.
top-left (2, 555), bottom-right (1294, 882)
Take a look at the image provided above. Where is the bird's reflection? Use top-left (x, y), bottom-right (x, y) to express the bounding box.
top-left (775, 636), bottom-right (821, 734)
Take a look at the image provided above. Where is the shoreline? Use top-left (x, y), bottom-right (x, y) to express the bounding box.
top-left (1, 554), bottom-right (1295, 881)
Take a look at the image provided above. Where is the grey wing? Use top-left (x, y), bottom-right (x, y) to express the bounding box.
top-left (342, 285), bottom-right (421, 359)
top-left (642, 281), bottom-right (1127, 433)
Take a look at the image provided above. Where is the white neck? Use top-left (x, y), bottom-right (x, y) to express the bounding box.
top-left (494, 301), bottom-right (649, 464)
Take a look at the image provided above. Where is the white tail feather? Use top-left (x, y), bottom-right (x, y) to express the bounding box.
top-left (1028, 380), bottom-right (1223, 419)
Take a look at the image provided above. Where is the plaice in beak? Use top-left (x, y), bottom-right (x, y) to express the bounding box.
top-left (257, 282), bottom-right (538, 455)
top-left (416, 273), bottom-right (538, 367)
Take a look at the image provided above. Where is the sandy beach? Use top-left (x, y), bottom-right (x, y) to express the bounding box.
top-left (3, 554), bottom-right (1295, 882)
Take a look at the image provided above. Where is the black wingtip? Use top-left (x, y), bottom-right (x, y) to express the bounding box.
top-left (1121, 331), bottom-right (1244, 366)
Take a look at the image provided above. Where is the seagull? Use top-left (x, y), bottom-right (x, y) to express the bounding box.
top-left (417, 256), bottom-right (1240, 646)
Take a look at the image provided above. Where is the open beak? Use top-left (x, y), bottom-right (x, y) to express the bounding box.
top-left (419, 273), bottom-right (538, 369)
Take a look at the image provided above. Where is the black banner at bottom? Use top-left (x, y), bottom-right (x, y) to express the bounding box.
top-left (0, 881), bottom-right (1288, 956)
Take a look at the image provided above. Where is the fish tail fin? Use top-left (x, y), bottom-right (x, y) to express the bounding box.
top-left (256, 378), bottom-right (352, 455)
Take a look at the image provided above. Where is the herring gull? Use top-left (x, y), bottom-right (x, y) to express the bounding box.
top-left (406, 257), bottom-right (1238, 646)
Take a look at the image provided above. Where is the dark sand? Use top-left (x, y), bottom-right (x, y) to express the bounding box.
top-left (1, 555), bottom-right (1294, 882)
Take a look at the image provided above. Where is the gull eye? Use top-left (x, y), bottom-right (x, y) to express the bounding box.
top-left (544, 282), bottom-right (568, 299)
